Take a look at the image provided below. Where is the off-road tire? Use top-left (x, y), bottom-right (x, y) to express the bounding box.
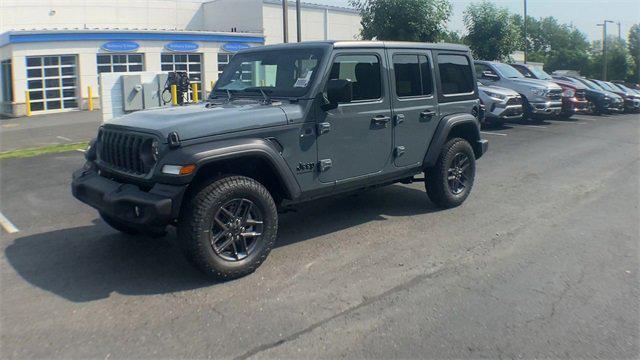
top-left (425, 138), bottom-right (476, 209)
top-left (100, 212), bottom-right (140, 235)
top-left (178, 176), bottom-right (278, 280)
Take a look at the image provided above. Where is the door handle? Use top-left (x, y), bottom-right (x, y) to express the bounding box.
top-left (420, 109), bottom-right (436, 119)
top-left (371, 115), bottom-right (391, 128)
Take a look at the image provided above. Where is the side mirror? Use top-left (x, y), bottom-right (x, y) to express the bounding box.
top-left (323, 79), bottom-right (353, 110)
top-left (482, 71), bottom-right (499, 80)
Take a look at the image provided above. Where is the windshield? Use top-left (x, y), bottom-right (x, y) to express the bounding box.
top-left (493, 63), bottom-right (524, 78)
top-left (213, 48), bottom-right (325, 98)
top-left (529, 67), bottom-right (553, 80)
top-left (594, 80), bottom-right (615, 92)
top-left (579, 78), bottom-right (603, 90)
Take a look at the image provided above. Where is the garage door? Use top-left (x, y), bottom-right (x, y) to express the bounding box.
top-left (26, 55), bottom-right (78, 112)
top-left (161, 53), bottom-right (202, 102)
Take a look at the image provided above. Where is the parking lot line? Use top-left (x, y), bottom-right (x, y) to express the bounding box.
top-left (0, 211), bottom-right (19, 234)
top-left (76, 149), bottom-right (86, 153)
top-left (519, 124), bottom-right (547, 129)
top-left (480, 131), bottom-right (507, 136)
top-left (57, 136), bottom-right (73, 141)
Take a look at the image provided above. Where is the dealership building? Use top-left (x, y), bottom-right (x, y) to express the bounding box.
top-left (0, 0), bottom-right (361, 117)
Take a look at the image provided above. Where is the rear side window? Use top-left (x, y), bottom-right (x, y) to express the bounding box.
top-left (393, 54), bottom-right (433, 98)
top-left (328, 54), bottom-right (381, 101)
top-left (438, 54), bottom-right (474, 96)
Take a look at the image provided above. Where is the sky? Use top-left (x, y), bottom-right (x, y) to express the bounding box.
top-left (316, 0), bottom-right (640, 41)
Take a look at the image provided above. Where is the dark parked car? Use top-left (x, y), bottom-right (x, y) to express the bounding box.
top-left (72, 41), bottom-right (488, 279)
top-left (511, 64), bottom-right (589, 118)
top-left (592, 79), bottom-right (640, 113)
top-left (563, 76), bottom-right (625, 113)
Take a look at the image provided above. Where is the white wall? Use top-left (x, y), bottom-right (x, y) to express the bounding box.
top-left (262, 3), bottom-right (361, 45)
top-left (0, 0), bottom-right (204, 32)
top-left (202, 0), bottom-right (264, 33)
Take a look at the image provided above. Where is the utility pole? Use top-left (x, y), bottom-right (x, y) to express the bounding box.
top-left (296, 0), bottom-right (302, 42)
top-left (523, 0), bottom-right (528, 63)
top-left (282, 0), bottom-right (289, 43)
top-left (617, 21), bottom-right (621, 40)
top-left (598, 20), bottom-right (615, 80)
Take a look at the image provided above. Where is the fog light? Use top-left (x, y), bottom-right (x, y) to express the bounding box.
top-left (162, 164), bottom-right (196, 175)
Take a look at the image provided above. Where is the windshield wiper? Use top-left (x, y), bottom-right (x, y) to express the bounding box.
top-left (243, 88), bottom-right (273, 104)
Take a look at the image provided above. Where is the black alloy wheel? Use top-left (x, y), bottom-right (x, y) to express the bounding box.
top-left (211, 198), bottom-right (264, 261)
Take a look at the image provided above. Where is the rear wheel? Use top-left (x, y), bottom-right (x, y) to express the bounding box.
top-left (426, 138), bottom-right (476, 208)
top-left (178, 176), bottom-right (278, 280)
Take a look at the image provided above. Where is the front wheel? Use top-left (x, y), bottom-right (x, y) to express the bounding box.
top-left (178, 176), bottom-right (278, 280)
top-left (425, 138), bottom-right (476, 208)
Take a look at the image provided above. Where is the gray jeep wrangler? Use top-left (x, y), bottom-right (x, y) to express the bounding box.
top-left (72, 41), bottom-right (488, 279)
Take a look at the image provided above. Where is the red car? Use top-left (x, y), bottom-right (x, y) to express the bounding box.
top-left (511, 64), bottom-right (590, 118)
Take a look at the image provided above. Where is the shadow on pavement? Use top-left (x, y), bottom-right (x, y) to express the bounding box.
top-left (5, 184), bottom-right (439, 302)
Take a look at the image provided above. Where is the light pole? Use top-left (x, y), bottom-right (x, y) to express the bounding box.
top-left (296, 0), bottom-right (302, 42)
top-left (523, 0), bottom-right (528, 63)
top-left (282, 0), bottom-right (289, 43)
top-left (598, 20), bottom-right (615, 80)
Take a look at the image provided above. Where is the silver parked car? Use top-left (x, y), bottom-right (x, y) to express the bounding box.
top-left (475, 61), bottom-right (563, 119)
top-left (478, 83), bottom-right (523, 123)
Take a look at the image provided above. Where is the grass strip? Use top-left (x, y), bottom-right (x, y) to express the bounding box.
top-left (0, 142), bottom-right (89, 160)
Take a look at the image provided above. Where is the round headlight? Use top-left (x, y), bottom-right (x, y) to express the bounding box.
top-left (562, 89), bottom-right (575, 98)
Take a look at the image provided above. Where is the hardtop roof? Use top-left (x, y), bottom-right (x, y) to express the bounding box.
top-left (238, 40), bottom-right (470, 53)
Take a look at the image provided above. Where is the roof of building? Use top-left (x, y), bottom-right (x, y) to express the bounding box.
top-left (261, 0), bottom-right (357, 13)
top-left (0, 29), bottom-right (264, 48)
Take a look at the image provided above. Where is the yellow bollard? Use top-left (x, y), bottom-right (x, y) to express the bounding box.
top-left (87, 86), bottom-right (94, 111)
top-left (25, 91), bottom-right (31, 117)
top-left (192, 83), bottom-right (199, 103)
top-left (210, 81), bottom-right (215, 91)
top-left (171, 84), bottom-right (178, 106)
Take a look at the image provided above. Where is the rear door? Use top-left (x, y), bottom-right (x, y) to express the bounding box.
top-left (388, 50), bottom-right (439, 167)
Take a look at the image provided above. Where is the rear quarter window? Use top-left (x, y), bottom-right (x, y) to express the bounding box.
top-left (437, 54), bottom-right (474, 96)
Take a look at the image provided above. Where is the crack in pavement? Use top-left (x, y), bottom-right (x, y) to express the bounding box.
top-left (233, 265), bottom-right (451, 360)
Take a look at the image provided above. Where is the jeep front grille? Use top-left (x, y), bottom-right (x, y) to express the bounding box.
top-left (98, 129), bottom-right (156, 176)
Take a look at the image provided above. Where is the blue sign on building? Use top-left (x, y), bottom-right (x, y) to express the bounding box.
top-left (221, 42), bottom-right (251, 52)
top-left (165, 42), bottom-right (200, 52)
top-left (101, 41), bottom-right (140, 52)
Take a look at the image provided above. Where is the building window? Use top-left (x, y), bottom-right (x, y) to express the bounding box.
top-left (437, 54), bottom-right (474, 96)
top-left (161, 53), bottom-right (202, 101)
top-left (1, 59), bottom-right (13, 103)
top-left (97, 54), bottom-right (144, 73)
top-left (218, 53), bottom-right (232, 76)
top-left (26, 55), bottom-right (78, 111)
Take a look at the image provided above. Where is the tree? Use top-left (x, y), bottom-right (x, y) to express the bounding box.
top-left (512, 15), bottom-right (591, 74)
top-left (587, 37), bottom-right (634, 80)
top-left (628, 24), bottom-right (640, 82)
top-left (463, 1), bottom-right (521, 61)
top-left (350, 0), bottom-right (452, 42)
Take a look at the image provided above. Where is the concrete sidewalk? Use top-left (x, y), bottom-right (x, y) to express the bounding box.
top-left (0, 111), bottom-right (101, 152)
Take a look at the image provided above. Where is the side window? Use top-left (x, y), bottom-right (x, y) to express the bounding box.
top-left (393, 54), bottom-right (433, 98)
top-left (438, 54), bottom-right (474, 96)
top-left (329, 54), bottom-right (381, 101)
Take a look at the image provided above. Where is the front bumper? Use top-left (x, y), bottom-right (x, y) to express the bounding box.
top-left (487, 104), bottom-right (523, 120)
top-left (530, 100), bottom-right (563, 115)
top-left (562, 98), bottom-right (590, 115)
top-left (72, 166), bottom-right (186, 229)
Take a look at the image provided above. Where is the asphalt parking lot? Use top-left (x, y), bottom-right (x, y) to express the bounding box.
top-left (1, 113), bottom-right (639, 359)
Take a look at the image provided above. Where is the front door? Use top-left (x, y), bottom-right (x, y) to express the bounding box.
top-left (317, 51), bottom-right (393, 183)
top-left (387, 50), bottom-right (439, 167)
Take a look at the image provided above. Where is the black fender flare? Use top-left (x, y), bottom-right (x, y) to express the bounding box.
top-left (158, 138), bottom-right (301, 199)
top-left (423, 113), bottom-right (485, 168)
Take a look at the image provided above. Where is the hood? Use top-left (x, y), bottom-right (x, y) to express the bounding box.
top-left (478, 84), bottom-right (519, 96)
top-left (106, 100), bottom-right (289, 141)
top-left (512, 77), bottom-right (562, 90)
